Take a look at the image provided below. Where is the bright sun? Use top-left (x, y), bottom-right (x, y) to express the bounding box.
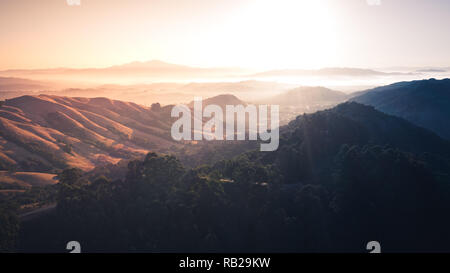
top-left (208, 0), bottom-right (338, 69)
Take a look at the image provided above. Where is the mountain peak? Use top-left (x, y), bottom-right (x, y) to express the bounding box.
top-left (188, 94), bottom-right (246, 108)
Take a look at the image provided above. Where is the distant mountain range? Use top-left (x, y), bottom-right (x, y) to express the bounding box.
top-left (0, 60), bottom-right (423, 85)
top-left (249, 67), bottom-right (412, 78)
top-left (351, 78), bottom-right (450, 139)
top-left (0, 60), bottom-right (252, 83)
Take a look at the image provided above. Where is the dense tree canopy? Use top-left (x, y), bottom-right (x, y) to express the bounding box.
top-left (4, 102), bottom-right (450, 252)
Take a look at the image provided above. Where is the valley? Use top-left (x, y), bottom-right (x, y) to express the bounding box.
top-left (1, 77), bottom-right (450, 253)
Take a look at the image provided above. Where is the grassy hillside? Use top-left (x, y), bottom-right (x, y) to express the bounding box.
top-left (0, 95), bottom-right (177, 172)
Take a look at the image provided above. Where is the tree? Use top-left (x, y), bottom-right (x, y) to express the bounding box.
top-left (0, 208), bottom-right (19, 252)
top-left (151, 102), bottom-right (161, 112)
top-left (58, 168), bottom-right (83, 185)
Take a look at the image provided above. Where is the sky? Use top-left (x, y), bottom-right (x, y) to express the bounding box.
top-left (1, 0), bottom-right (450, 70)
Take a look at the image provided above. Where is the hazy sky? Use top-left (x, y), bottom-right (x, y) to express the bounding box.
top-left (1, 0), bottom-right (450, 70)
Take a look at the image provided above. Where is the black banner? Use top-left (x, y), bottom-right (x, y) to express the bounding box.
top-left (0, 253), bottom-right (440, 272)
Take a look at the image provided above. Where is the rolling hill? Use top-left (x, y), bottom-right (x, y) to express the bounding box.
top-left (0, 77), bottom-right (63, 101)
top-left (351, 78), bottom-right (450, 139)
top-left (263, 86), bottom-right (348, 106)
top-left (0, 171), bottom-right (57, 188)
top-left (257, 86), bottom-right (349, 124)
top-left (0, 77), bottom-right (51, 92)
top-left (0, 95), bottom-right (177, 172)
top-left (188, 94), bottom-right (247, 108)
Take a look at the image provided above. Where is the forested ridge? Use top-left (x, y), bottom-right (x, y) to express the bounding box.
top-left (2, 102), bottom-right (450, 252)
